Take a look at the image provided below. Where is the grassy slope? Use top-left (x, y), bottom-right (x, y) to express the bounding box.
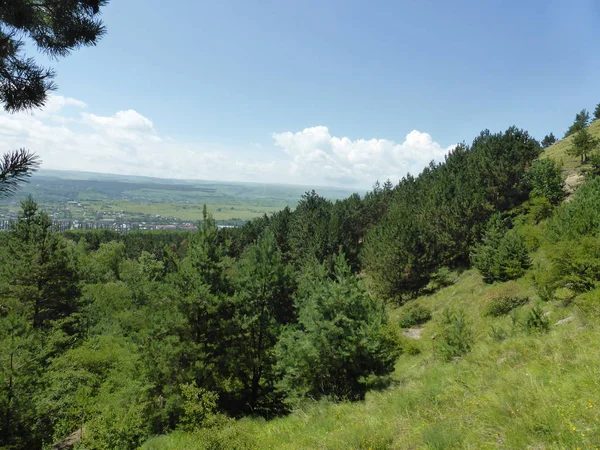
top-left (143, 130), bottom-right (600, 450)
top-left (541, 119), bottom-right (600, 172)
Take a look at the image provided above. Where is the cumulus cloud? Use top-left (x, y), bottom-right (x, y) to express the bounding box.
top-left (0, 95), bottom-right (278, 183)
top-left (272, 126), bottom-right (455, 186)
top-left (0, 95), bottom-right (454, 188)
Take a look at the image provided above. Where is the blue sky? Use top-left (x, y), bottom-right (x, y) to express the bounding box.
top-left (3, 0), bottom-right (600, 188)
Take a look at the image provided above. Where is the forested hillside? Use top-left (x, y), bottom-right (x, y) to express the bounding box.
top-left (2, 109), bottom-right (600, 449)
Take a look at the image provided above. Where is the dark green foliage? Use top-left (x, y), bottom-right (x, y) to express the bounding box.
top-left (0, 149), bottom-right (40, 198)
top-left (546, 176), bottom-right (600, 242)
top-left (275, 253), bottom-right (398, 403)
top-left (0, 0), bottom-right (108, 112)
top-left (568, 127), bottom-right (599, 163)
top-left (471, 215), bottom-right (531, 283)
top-left (362, 127), bottom-right (540, 299)
top-left (595, 103), bottom-right (600, 121)
top-left (564, 109), bottom-right (590, 138)
top-left (525, 196), bottom-right (554, 224)
top-left (546, 238), bottom-right (600, 294)
top-left (436, 309), bottom-right (474, 362)
top-left (0, 197), bottom-right (80, 329)
top-left (525, 305), bottom-right (550, 333)
top-left (525, 159), bottom-right (565, 204)
top-left (225, 230), bottom-right (296, 412)
top-left (482, 281), bottom-right (529, 316)
top-left (589, 152), bottom-right (600, 177)
top-left (541, 133), bottom-right (557, 148)
top-left (398, 303), bottom-right (432, 328)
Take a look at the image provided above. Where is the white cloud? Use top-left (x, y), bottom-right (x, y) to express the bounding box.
top-left (0, 96), bottom-right (278, 183)
top-left (0, 95), bottom-right (454, 189)
top-left (272, 126), bottom-right (455, 186)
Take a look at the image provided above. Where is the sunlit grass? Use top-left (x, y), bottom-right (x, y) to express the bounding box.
top-left (541, 119), bottom-right (600, 173)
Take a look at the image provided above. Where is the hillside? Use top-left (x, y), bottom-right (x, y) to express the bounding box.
top-left (542, 119), bottom-right (600, 171)
top-left (142, 131), bottom-right (600, 449)
top-left (3, 124), bottom-right (598, 450)
top-left (143, 275), bottom-right (600, 449)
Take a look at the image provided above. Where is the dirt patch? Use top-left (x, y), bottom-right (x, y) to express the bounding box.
top-left (565, 172), bottom-right (585, 198)
top-left (554, 316), bottom-right (575, 326)
top-left (403, 327), bottom-right (424, 340)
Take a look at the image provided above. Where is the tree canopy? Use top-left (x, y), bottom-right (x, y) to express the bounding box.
top-left (569, 127), bottom-right (599, 164)
top-left (564, 109), bottom-right (590, 138)
top-left (541, 133), bottom-right (556, 148)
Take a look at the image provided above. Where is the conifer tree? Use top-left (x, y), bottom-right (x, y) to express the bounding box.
top-left (569, 127), bottom-right (599, 164)
top-left (564, 109), bottom-right (590, 138)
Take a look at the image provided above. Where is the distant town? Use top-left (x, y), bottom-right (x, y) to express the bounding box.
top-left (0, 201), bottom-right (236, 232)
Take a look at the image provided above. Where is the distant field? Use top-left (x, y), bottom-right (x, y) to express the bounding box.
top-left (0, 170), bottom-right (355, 224)
top-left (89, 200), bottom-right (286, 221)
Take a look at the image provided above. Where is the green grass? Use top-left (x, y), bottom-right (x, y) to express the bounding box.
top-left (541, 119), bottom-right (600, 173)
top-left (88, 200), bottom-right (285, 221)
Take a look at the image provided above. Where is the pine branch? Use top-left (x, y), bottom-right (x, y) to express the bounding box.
top-left (0, 149), bottom-right (40, 197)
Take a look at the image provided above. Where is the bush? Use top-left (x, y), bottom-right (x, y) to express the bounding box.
top-left (398, 303), bottom-right (432, 328)
top-left (275, 253), bottom-right (400, 403)
top-left (574, 288), bottom-right (600, 318)
top-left (546, 177), bottom-right (600, 242)
top-left (179, 382), bottom-right (220, 432)
top-left (482, 281), bottom-right (529, 316)
top-left (554, 287), bottom-right (577, 306)
top-left (471, 215), bottom-right (532, 283)
top-left (525, 305), bottom-right (550, 333)
top-left (526, 196), bottom-right (554, 224)
top-left (436, 309), bottom-right (474, 362)
top-left (422, 266), bottom-right (457, 294)
top-left (589, 152), bottom-right (600, 177)
top-left (546, 238), bottom-right (600, 293)
top-left (532, 262), bottom-right (556, 302)
top-left (489, 325), bottom-right (509, 342)
top-left (525, 159), bottom-right (565, 205)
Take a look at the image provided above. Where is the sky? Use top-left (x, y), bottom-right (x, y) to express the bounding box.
top-left (1, 0), bottom-right (599, 189)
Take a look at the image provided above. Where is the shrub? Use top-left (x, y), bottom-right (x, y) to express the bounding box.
top-left (398, 303), bottom-right (432, 328)
top-left (546, 177), bottom-right (600, 242)
top-left (489, 325), bottom-right (509, 342)
top-left (436, 309), bottom-right (474, 362)
top-left (275, 253), bottom-right (400, 403)
top-left (422, 266), bottom-right (457, 294)
top-left (525, 305), bottom-right (550, 333)
top-left (589, 152), bottom-right (600, 177)
top-left (525, 159), bottom-right (565, 205)
top-left (179, 382), bottom-right (220, 432)
top-left (554, 287), bottom-right (577, 306)
top-left (482, 281), bottom-right (529, 316)
top-left (471, 215), bottom-right (532, 283)
top-left (574, 288), bottom-right (600, 318)
top-left (526, 196), bottom-right (554, 224)
top-left (532, 263), bottom-right (556, 302)
top-left (546, 238), bottom-right (600, 293)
